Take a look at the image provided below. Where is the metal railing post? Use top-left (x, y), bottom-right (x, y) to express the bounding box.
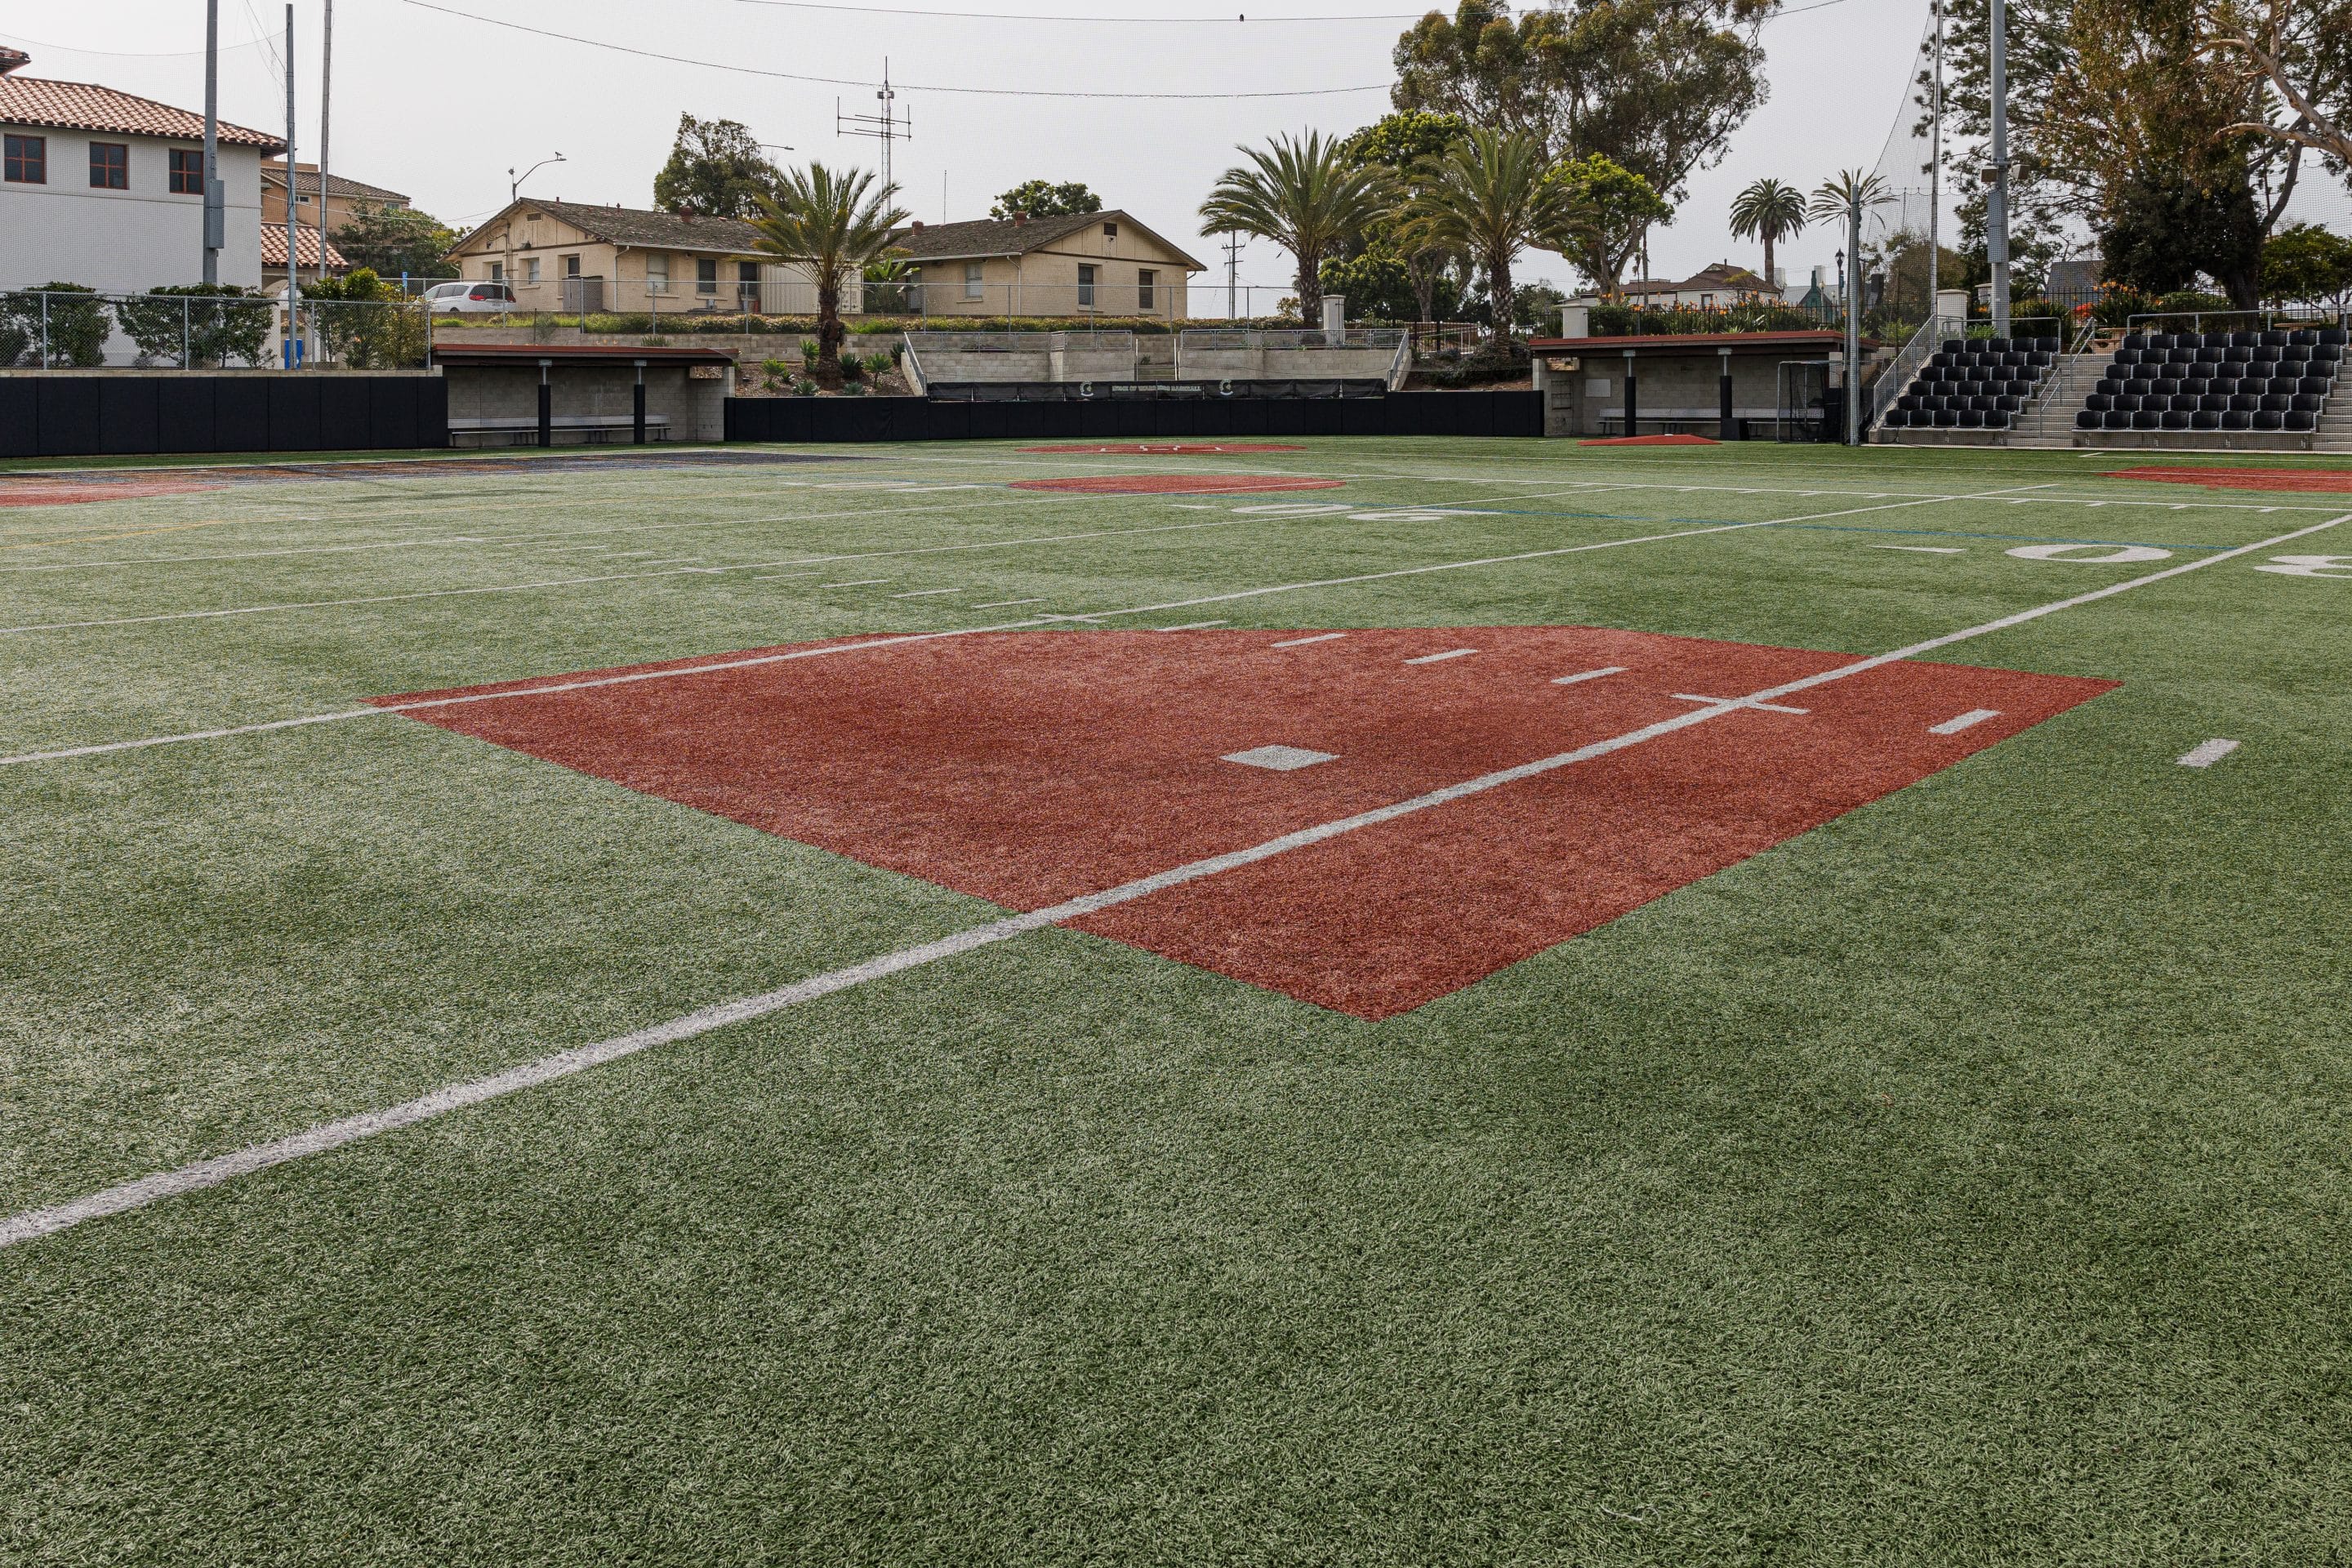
top-left (182, 296), bottom-right (192, 368)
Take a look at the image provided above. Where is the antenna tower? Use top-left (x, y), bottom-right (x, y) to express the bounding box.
top-left (837, 60), bottom-right (910, 191)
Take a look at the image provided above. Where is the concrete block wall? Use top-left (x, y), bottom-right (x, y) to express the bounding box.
top-left (443, 363), bottom-right (726, 442)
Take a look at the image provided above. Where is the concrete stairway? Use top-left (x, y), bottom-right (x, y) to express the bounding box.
top-left (1133, 336), bottom-right (1176, 381)
top-left (2315, 399), bottom-right (2352, 453)
top-left (2007, 351), bottom-right (2105, 448)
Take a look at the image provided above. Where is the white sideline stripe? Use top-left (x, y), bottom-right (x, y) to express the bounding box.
top-left (1929, 708), bottom-right (2001, 735)
top-left (1158, 620), bottom-right (1229, 631)
top-left (1552, 666), bottom-right (1628, 685)
top-left (9, 510), bottom-right (2338, 1251)
top-left (0, 483), bottom-right (2060, 770)
top-left (2178, 738), bottom-right (2240, 768)
top-left (1271, 632), bottom-right (1348, 648)
top-left (1876, 544), bottom-right (1967, 554)
top-left (1672, 692), bottom-right (1808, 715)
top-left (1404, 648), bottom-right (1479, 665)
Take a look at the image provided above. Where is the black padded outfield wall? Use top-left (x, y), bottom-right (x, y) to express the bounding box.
top-left (0, 375), bottom-right (449, 459)
top-left (724, 390), bottom-right (1544, 444)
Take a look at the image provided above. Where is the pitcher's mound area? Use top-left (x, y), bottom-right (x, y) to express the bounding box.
top-left (1019, 443), bottom-right (1307, 455)
top-left (381, 629), bottom-right (2114, 1018)
top-left (1009, 474), bottom-right (1343, 495)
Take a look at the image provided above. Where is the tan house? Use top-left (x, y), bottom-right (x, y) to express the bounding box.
top-left (445, 198), bottom-right (837, 315)
top-left (261, 159), bottom-right (409, 234)
top-left (884, 209), bottom-right (1203, 318)
top-left (1619, 261), bottom-right (1779, 309)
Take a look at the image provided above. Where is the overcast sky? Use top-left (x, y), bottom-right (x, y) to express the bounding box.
top-left (15, 0), bottom-right (2348, 304)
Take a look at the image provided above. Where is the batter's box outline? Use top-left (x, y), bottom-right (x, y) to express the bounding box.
top-left (378, 627), bottom-right (2118, 1018)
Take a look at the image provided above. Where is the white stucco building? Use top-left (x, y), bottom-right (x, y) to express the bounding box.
top-left (0, 46), bottom-right (280, 292)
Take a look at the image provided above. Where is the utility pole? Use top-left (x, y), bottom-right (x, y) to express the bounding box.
top-left (283, 4), bottom-right (300, 363)
top-left (1223, 231), bottom-right (1241, 319)
top-left (1988, 0), bottom-right (2011, 337)
top-left (202, 0), bottom-right (222, 283)
top-left (317, 0), bottom-right (332, 288)
top-left (1928, 0), bottom-right (1943, 318)
top-left (1846, 207), bottom-right (1863, 444)
top-left (836, 60), bottom-right (909, 191)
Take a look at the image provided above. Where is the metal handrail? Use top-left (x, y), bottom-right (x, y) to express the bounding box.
top-left (1869, 311), bottom-right (1956, 430)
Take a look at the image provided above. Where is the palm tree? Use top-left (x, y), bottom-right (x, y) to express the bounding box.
top-left (1726, 177), bottom-right (1806, 296)
top-left (750, 163), bottom-right (908, 387)
top-left (1399, 128), bottom-right (1566, 343)
top-left (1199, 131), bottom-right (1388, 327)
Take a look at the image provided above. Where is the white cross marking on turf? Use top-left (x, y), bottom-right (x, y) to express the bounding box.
top-left (1221, 745), bottom-right (1339, 772)
top-left (1671, 693), bottom-right (1808, 715)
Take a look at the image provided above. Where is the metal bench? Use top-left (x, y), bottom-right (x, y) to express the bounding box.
top-left (446, 413), bottom-right (670, 449)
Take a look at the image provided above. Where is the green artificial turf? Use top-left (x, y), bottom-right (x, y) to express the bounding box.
top-left (2, 439), bottom-right (2349, 1565)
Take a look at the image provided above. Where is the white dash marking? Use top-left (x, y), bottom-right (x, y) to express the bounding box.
top-left (973, 597), bottom-right (1046, 608)
top-left (1874, 544), bottom-right (1967, 554)
top-left (820, 578), bottom-right (891, 588)
top-left (2178, 738), bottom-right (2239, 768)
top-left (1671, 692), bottom-right (1809, 715)
top-left (1552, 665), bottom-right (1628, 685)
top-left (889, 588), bottom-right (961, 599)
top-left (1403, 648), bottom-right (1478, 665)
top-left (1928, 708), bottom-right (2001, 735)
top-left (1221, 744), bottom-right (1338, 772)
top-left (751, 572), bottom-right (819, 581)
top-left (1270, 632), bottom-right (1348, 648)
top-left (1159, 620), bottom-right (1229, 631)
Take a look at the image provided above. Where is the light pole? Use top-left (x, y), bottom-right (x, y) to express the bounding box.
top-left (504, 152), bottom-right (565, 299)
top-left (1988, 0), bottom-right (2011, 337)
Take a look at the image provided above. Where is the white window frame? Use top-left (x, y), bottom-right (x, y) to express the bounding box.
top-left (1076, 262), bottom-right (1097, 309)
top-left (964, 261), bottom-right (985, 301)
top-left (645, 254), bottom-right (671, 295)
top-left (1137, 269), bottom-right (1156, 311)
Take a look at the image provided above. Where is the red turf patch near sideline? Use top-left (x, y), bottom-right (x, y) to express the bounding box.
top-left (380, 630), bottom-right (2114, 1018)
top-left (2105, 466), bottom-right (2352, 493)
top-left (1579, 434), bottom-right (1721, 447)
top-left (1018, 443), bottom-right (1307, 455)
top-left (0, 478), bottom-right (223, 508)
top-left (1009, 474), bottom-right (1344, 495)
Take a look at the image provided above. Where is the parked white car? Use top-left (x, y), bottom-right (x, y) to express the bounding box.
top-left (424, 280), bottom-right (517, 314)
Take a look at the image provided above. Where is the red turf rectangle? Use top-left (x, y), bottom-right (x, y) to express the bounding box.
top-left (377, 628), bottom-right (2116, 1018)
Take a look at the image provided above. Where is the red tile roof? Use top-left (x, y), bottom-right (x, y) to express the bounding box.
top-left (262, 225), bottom-right (347, 270)
top-left (0, 72), bottom-right (283, 150)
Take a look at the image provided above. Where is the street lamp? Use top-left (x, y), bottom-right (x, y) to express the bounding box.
top-left (502, 152), bottom-right (565, 301)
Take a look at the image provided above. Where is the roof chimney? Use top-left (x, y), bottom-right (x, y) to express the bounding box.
top-left (911, 220), bottom-right (924, 234)
top-left (1013, 212), bottom-right (1028, 227)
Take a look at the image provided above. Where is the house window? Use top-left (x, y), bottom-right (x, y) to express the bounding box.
top-left (563, 254), bottom-right (581, 278)
top-left (697, 257), bottom-right (719, 295)
top-left (737, 260), bottom-right (759, 306)
top-left (523, 257), bottom-right (541, 284)
top-left (1102, 221), bottom-right (1118, 240)
top-left (1076, 263), bottom-right (1097, 308)
top-left (88, 142), bottom-right (128, 189)
top-left (646, 254), bottom-right (670, 293)
top-left (1137, 269), bottom-right (1156, 310)
top-left (489, 261), bottom-right (505, 283)
top-left (3, 134), bottom-right (46, 184)
top-left (964, 261), bottom-right (984, 301)
top-left (168, 149), bottom-right (203, 194)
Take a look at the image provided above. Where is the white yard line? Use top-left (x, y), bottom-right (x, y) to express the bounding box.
top-left (1157, 620), bottom-right (1230, 631)
top-left (0, 484), bottom-right (2061, 769)
top-left (8, 510), bottom-right (2338, 1251)
top-left (1928, 708), bottom-right (2001, 735)
top-left (973, 598), bottom-right (1046, 608)
top-left (1876, 545), bottom-right (1967, 554)
top-left (2178, 738), bottom-right (2240, 768)
top-left (1404, 648), bottom-right (1480, 665)
top-left (1552, 666), bottom-right (1628, 685)
top-left (889, 589), bottom-right (961, 599)
top-left (1673, 693), bottom-right (1808, 715)
top-left (1271, 632), bottom-right (1348, 648)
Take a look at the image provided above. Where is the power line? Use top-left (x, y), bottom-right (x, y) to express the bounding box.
top-left (0, 28), bottom-right (283, 57)
top-left (398, 0), bottom-right (1393, 96)
top-left (730, 0), bottom-right (1859, 21)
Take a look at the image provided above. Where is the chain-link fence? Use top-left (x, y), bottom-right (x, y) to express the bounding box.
top-left (0, 288), bottom-right (430, 370)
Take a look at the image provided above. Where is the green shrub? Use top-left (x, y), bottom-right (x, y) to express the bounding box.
top-left (7, 283), bottom-right (109, 366)
top-left (791, 377), bottom-right (818, 397)
top-left (111, 284), bottom-right (274, 367)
